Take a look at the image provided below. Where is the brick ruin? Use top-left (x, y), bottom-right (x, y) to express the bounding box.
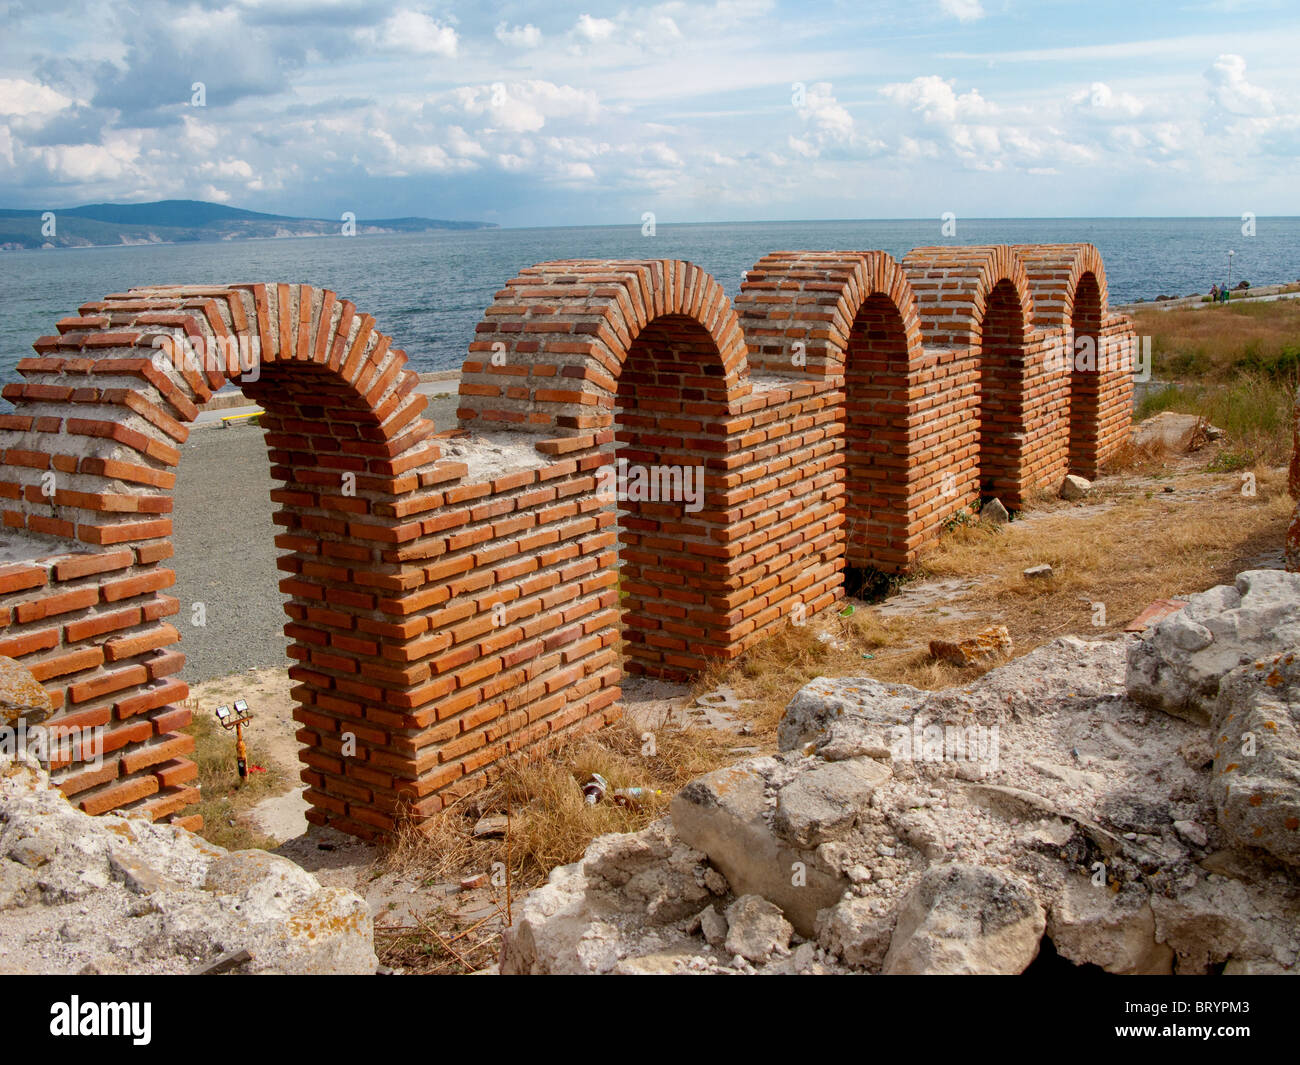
top-left (0, 243), bottom-right (1135, 839)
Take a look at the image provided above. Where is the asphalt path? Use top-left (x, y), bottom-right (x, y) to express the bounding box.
top-left (172, 393), bottom-right (461, 681)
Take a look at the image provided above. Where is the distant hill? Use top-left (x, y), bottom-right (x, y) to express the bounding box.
top-left (0, 199), bottom-right (496, 250)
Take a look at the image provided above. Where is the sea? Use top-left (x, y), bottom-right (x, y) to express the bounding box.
top-left (1, 216), bottom-right (1297, 386)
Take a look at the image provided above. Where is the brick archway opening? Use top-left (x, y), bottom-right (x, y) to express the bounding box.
top-left (0, 283), bottom-right (444, 836)
top-left (1068, 272), bottom-right (1104, 477)
top-left (842, 293), bottom-right (913, 595)
top-left (978, 278), bottom-right (1028, 504)
top-left (614, 314), bottom-right (731, 678)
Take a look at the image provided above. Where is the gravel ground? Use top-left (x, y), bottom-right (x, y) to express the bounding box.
top-left (172, 393), bottom-right (461, 682)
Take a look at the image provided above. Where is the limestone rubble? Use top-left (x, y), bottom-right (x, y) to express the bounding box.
top-left (0, 754), bottom-right (377, 975)
top-left (501, 570), bottom-right (1300, 975)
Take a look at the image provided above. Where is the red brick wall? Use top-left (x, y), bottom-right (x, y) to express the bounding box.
top-left (0, 245), bottom-right (1135, 837)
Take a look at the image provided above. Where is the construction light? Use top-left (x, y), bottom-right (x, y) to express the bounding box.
top-left (213, 700), bottom-right (254, 782)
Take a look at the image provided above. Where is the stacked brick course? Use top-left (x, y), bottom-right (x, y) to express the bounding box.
top-left (0, 244), bottom-right (1134, 837)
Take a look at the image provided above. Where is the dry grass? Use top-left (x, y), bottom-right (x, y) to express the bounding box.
top-left (1123, 297), bottom-right (1300, 469)
top-left (689, 463), bottom-right (1293, 739)
top-left (377, 715), bottom-right (736, 878)
top-left (918, 471), bottom-right (1288, 626)
top-left (1136, 374), bottom-right (1296, 468)
top-left (371, 714), bottom-right (740, 972)
top-left (185, 709), bottom-right (286, 851)
top-left (1131, 297), bottom-right (1300, 381)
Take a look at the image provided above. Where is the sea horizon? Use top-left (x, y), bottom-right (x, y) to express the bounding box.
top-left (3, 215), bottom-right (1297, 384)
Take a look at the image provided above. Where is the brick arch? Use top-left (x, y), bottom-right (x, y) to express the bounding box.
top-left (460, 259), bottom-right (763, 679)
top-left (732, 250), bottom-right (923, 377)
top-left (734, 251), bottom-right (930, 572)
top-left (0, 247), bottom-right (1136, 837)
top-left (458, 259), bottom-right (752, 437)
top-left (1012, 242), bottom-right (1110, 331)
top-left (902, 244), bottom-right (1035, 351)
top-left (1013, 243), bottom-right (1106, 477)
top-left (902, 246), bottom-right (1037, 510)
top-left (0, 282), bottom-right (455, 838)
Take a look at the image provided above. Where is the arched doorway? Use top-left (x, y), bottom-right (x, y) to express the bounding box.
top-left (1068, 272), bottom-right (1104, 477)
top-left (843, 292), bottom-right (915, 576)
top-left (978, 278), bottom-right (1028, 504)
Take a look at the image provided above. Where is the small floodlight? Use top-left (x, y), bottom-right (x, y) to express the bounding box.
top-left (213, 700), bottom-right (254, 781)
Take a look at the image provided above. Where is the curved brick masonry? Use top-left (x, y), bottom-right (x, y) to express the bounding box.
top-left (0, 244), bottom-right (1135, 838)
top-left (1289, 382), bottom-right (1300, 572)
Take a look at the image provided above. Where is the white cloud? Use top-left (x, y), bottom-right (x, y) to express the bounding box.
top-left (557, 161), bottom-right (596, 181)
top-left (368, 127), bottom-right (475, 175)
top-left (0, 79), bottom-right (75, 118)
top-left (789, 81), bottom-right (856, 158)
top-left (1206, 53), bottom-right (1274, 115)
top-left (574, 14), bottom-right (616, 42)
top-left (641, 142), bottom-right (683, 166)
top-left (445, 125), bottom-right (487, 158)
top-left (449, 81), bottom-right (600, 134)
top-left (495, 22), bottom-right (542, 48)
top-left (37, 138), bottom-right (139, 183)
top-left (361, 10), bottom-right (458, 57)
top-left (797, 82), bottom-right (853, 141)
top-left (1071, 82), bottom-right (1145, 118)
top-left (880, 76), bottom-right (996, 124)
top-left (939, 0), bottom-right (985, 22)
top-left (201, 158), bottom-right (255, 180)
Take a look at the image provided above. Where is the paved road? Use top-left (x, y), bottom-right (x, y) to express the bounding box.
top-left (1118, 284), bottom-right (1300, 313)
top-left (172, 392), bottom-right (461, 682)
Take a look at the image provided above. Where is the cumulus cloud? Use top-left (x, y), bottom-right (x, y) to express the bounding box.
top-left (574, 14), bottom-right (616, 42)
top-left (1070, 82), bottom-right (1145, 118)
top-left (789, 81), bottom-right (871, 160)
top-left (495, 22), bottom-right (542, 48)
top-left (1206, 53), bottom-right (1274, 115)
top-left (361, 10), bottom-right (459, 57)
top-left (0, 79), bottom-right (75, 118)
top-left (880, 75), bottom-right (996, 124)
top-left (35, 134), bottom-right (141, 184)
top-left (448, 81), bottom-right (600, 134)
top-left (876, 74), bottom-right (1111, 174)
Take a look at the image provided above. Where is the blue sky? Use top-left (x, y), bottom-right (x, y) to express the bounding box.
top-left (1, 0), bottom-right (1298, 225)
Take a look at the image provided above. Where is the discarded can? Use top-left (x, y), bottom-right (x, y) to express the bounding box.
top-left (582, 773), bottom-right (610, 805)
top-left (612, 786), bottom-right (661, 809)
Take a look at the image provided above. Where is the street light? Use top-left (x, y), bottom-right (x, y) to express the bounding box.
top-left (1227, 249), bottom-right (1235, 299)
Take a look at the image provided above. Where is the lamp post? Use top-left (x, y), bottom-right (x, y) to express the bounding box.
top-left (1227, 249), bottom-right (1235, 299)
